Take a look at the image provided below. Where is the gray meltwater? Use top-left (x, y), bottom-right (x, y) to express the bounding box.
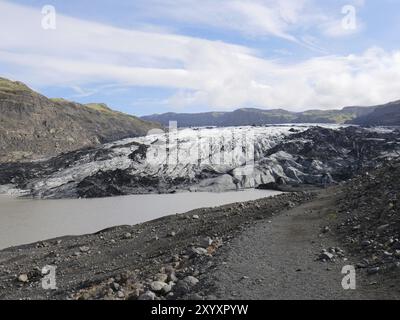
top-left (0, 190), bottom-right (280, 249)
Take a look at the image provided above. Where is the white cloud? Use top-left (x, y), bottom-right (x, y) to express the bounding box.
top-left (130, 0), bottom-right (363, 43)
top-left (129, 0), bottom-right (309, 41)
top-left (0, 1), bottom-right (399, 112)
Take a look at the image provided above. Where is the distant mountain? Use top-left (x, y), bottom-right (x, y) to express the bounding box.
top-left (0, 77), bottom-right (160, 163)
top-left (142, 106), bottom-right (376, 127)
top-left (350, 100), bottom-right (400, 126)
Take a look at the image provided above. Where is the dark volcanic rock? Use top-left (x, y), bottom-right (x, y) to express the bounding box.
top-left (334, 159), bottom-right (400, 276)
top-left (263, 126), bottom-right (400, 182)
top-left (76, 169), bottom-right (161, 198)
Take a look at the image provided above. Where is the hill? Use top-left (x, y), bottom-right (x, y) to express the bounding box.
top-left (141, 106), bottom-right (375, 127)
top-left (0, 77), bottom-right (160, 162)
top-left (350, 100), bottom-right (400, 126)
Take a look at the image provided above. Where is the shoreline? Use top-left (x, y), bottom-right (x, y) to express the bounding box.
top-left (0, 191), bottom-right (313, 300)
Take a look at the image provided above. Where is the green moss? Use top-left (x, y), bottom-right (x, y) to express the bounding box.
top-left (50, 98), bottom-right (71, 104)
top-left (300, 110), bottom-right (357, 124)
top-left (0, 77), bottom-right (31, 93)
top-left (85, 103), bottom-right (114, 114)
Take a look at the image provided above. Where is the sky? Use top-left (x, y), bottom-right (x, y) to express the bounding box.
top-left (0, 0), bottom-right (400, 116)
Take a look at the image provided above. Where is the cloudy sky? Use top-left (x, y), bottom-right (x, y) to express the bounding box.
top-left (1, 0), bottom-right (400, 115)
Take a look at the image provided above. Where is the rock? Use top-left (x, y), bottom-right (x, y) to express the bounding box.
top-left (169, 272), bottom-right (178, 282)
top-left (361, 240), bottom-right (372, 247)
top-left (190, 247), bottom-right (208, 256)
top-left (187, 293), bottom-right (203, 300)
top-left (174, 280), bottom-right (191, 295)
top-left (79, 246), bottom-right (90, 253)
top-left (169, 231), bottom-right (176, 237)
top-left (392, 242), bottom-right (400, 250)
top-left (162, 283), bottom-right (173, 294)
top-left (199, 237), bottom-right (213, 248)
top-left (192, 215), bottom-right (200, 220)
top-left (318, 251), bottom-right (334, 261)
top-left (171, 254), bottom-right (180, 262)
top-left (287, 201), bottom-right (295, 208)
top-left (328, 247), bottom-right (336, 254)
top-left (377, 224), bottom-right (390, 231)
top-left (138, 291), bottom-right (156, 300)
top-left (150, 281), bottom-right (167, 292)
top-left (383, 251), bottom-right (393, 257)
top-left (367, 267), bottom-right (380, 275)
top-left (322, 226), bottom-right (330, 234)
top-left (123, 232), bottom-right (132, 239)
top-left (127, 289), bottom-right (141, 300)
top-left (17, 274), bottom-right (29, 283)
top-left (163, 265), bottom-right (175, 274)
top-left (117, 291), bottom-right (125, 298)
top-left (183, 276), bottom-right (199, 287)
top-left (154, 273), bottom-right (168, 283)
top-left (112, 282), bottom-right (120, 291)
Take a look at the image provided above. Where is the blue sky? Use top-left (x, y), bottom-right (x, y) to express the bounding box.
top-left (1, 0), bottom-right (400, 115)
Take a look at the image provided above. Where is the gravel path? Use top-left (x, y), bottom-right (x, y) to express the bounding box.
top-left (209, 190), bottom-right (394, 300)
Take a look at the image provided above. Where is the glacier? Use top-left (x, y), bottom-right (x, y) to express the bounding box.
top-left (1, 125), bottom-right (399, 199)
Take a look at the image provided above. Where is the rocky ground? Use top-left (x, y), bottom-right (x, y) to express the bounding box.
top-left (334, 160), bottom-right (400, 283)
top-left (1, 158), bottom-right (400, 300)
top-left (0, 192), bottom-right (314, 300)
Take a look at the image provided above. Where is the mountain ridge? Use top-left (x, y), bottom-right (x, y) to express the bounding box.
top-left (141, 105), bottom-right (377, 127)
top-left (349, 100), bottom-right (400, 126)
top-left (0, 77), bottom-right (161, 163)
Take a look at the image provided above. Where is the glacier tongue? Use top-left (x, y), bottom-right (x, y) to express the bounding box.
top-left (1, 125), bottom-right (399, 199)
top-left (19, 126), bottom-right (300, 198)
